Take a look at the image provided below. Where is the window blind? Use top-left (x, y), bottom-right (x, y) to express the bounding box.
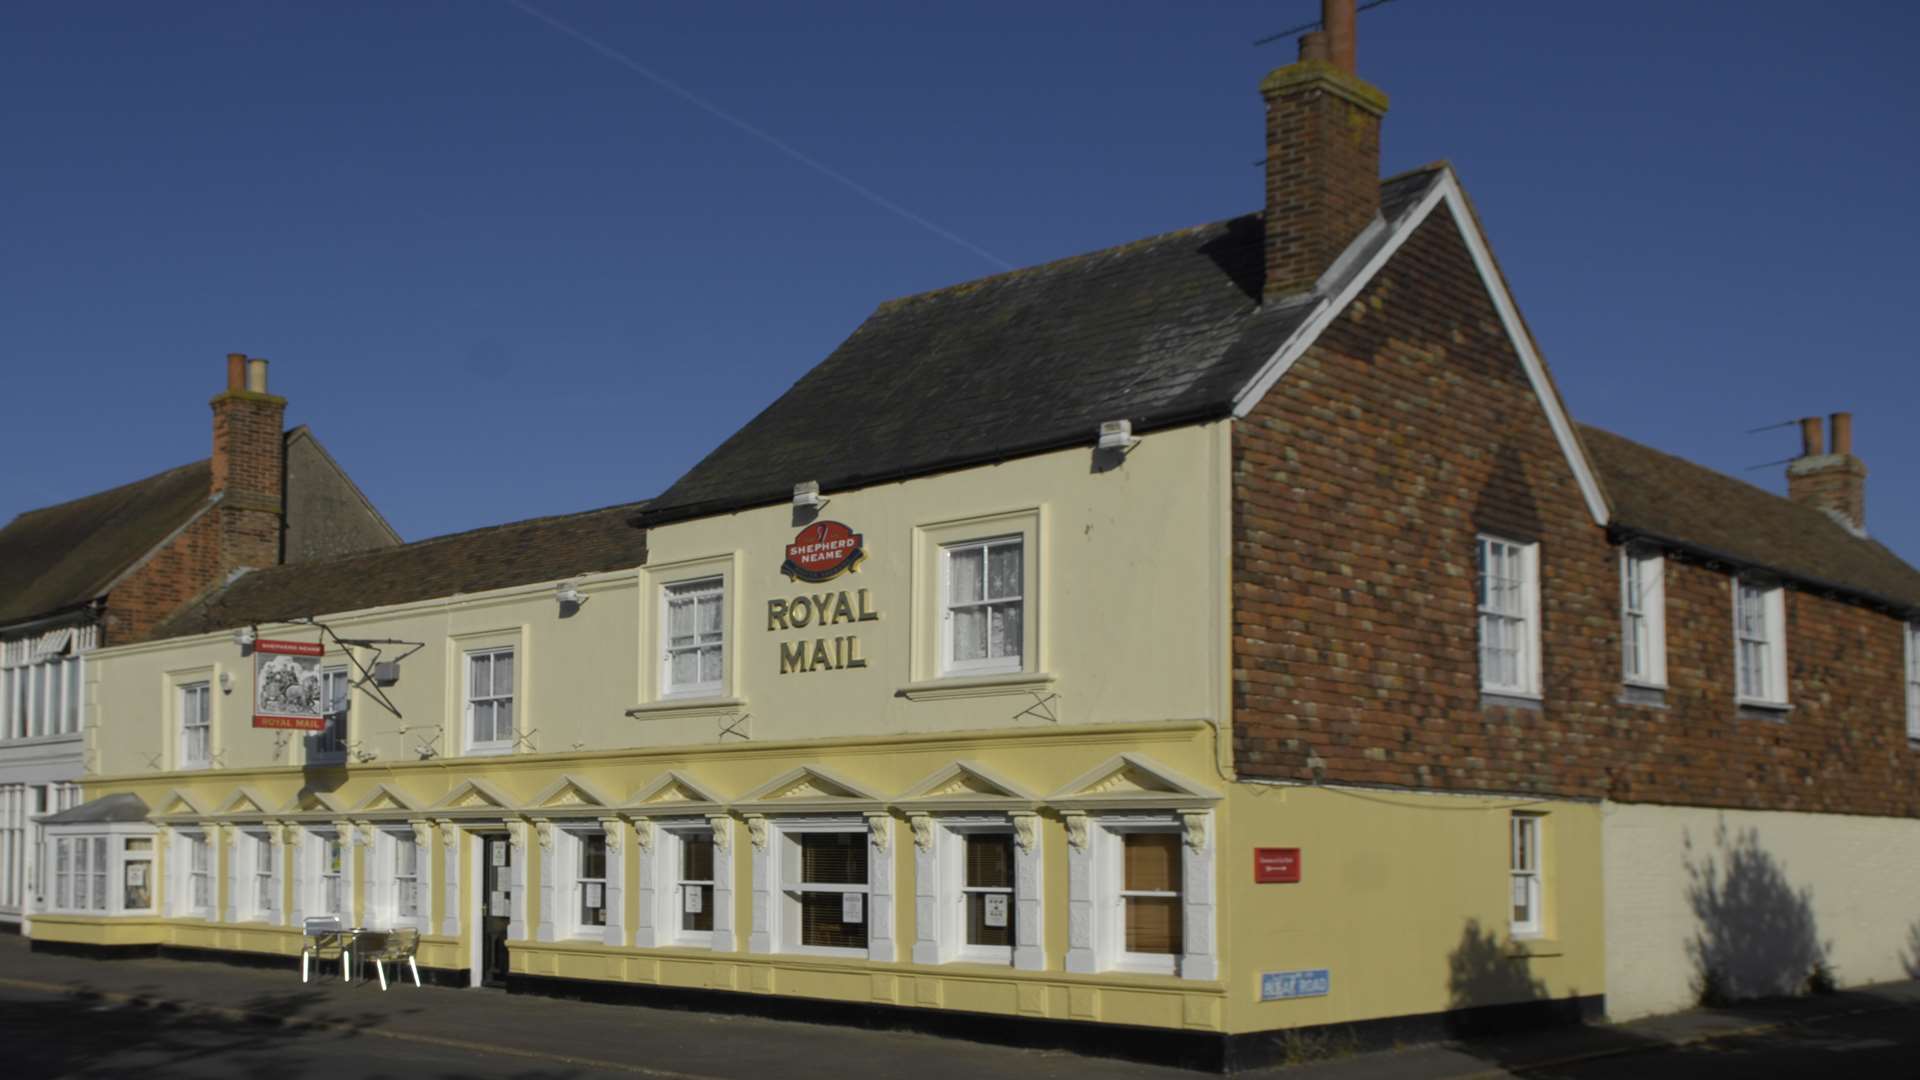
top-left (1122, 833), bottom-right (1182, 955)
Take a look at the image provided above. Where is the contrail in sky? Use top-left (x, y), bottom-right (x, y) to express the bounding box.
top-left (504, 0), bottom-right (1014, 270)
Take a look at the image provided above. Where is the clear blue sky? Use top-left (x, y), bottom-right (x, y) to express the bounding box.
top-left (5, 1), bottom-right (1917, 563)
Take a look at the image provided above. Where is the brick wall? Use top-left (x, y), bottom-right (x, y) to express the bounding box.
top-left (103, 512), bottom-right (224, 644)
top-left (1230, 206), bottom-right (1920, 817)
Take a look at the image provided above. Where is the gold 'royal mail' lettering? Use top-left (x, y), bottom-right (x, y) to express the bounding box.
top-left (768, 589), bottom-right (880, 634)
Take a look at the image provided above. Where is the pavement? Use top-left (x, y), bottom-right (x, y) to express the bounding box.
top-left (3, 934), bottom-right (1918, 1078)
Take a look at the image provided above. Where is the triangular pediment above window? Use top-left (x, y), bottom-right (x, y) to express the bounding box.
top-left (1048, 754), bottom-right (1220, 809)
top-left (734, 765), bottom-right (883, 811)
top-left (895, 761), bottom-right (1038, 809)
top-left (215, 787), bottom-right (273, 817)
top-left (428, 778), bottom-right (517, 813)
top-left (278, 789), bottom-right (347, 816)
top-left (351, 783), bottom-right (423, 814)
top-left (528, 774), bottom-right (615, 813)
top-left (624, 770), bottom-right (723, 812)
top-left (157, 788), bottom-right (208, 818)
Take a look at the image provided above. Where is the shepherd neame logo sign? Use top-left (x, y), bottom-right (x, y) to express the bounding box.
top-left (780, 521), bottom-right (864, 583)
top-left (771, 521), bottom-right (877, 674)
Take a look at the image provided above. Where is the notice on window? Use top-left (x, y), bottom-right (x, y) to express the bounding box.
top-left (683, 886), bottom-right (703, 914)
top-left (126, 863), bottom-right (147, 889)
top-left (586, 883), bottom-right (603, 909)
top-left (491, 842), bottom-right (507, 868)
top-left (841, 892), bottom-right (864, 924)
top-left (490, 890), bottom-right (509, 917)
top-left (983, 893), bottom-right (1008, 928)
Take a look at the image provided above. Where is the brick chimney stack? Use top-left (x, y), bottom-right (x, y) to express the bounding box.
top-left (1260, 0), bottom-right (1389, 300)
top-left (210, 353), bottom-right (287, 572)
top-left (1787, 411), bottom-right (1868, 533)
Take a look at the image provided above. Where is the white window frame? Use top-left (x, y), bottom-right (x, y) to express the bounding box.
top-left (1510, 812), bottom-right (1544, 938)
top-left (1733, 579), bottom-right (1788, 706)
top-left (940, 536), bottom-right (1026, 677)
top-left (182, 829), bottom-right (213, 917)
top-left (1906, 622), bottom-right (1920, 743)
top-left (464, 647), bottom-right (516, 756)
top-left (305, 665), bottom-right (352, 764)
top-left (945, 821), bottom-right (1017, 965)
top-left (1620, 549), bottom-right (1667, 687)
top-left (1098, 821), bottom-right (1185, 975)
top-left (366, 827), bottom-right (424, 929)
top-left (310, 829), bottom-right (347, 921)
top-left (1476, 536), bottom-right (1541, 697)
top-left (564, 826), bottom-right (611, 941)
top-left (178, 681), bottom-right (212, 769)
top-left (663, 823), bottom-right (716, 948)
top-left (244, 830), bottom-right (276, 922)
top-left (660, 577), bottom-right (726, 699)
top-left (773, 818), bottom-right (872, 960)
top-left (51, 834), bottom-right (111, 913)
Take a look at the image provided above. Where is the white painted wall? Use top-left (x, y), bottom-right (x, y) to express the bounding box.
top-left (1603, 800), bottom-right (1920, 1020)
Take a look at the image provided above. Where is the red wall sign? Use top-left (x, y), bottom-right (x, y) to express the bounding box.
top-left (780, 521), bottom-right (865, 583)
top-left (1254, 847), bottom-right (1302, 884)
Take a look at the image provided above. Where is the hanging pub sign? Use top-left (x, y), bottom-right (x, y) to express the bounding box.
top-left (780, 521), bottom-right (865, 583)
top-left (252, 639), bottom-right (328, 731)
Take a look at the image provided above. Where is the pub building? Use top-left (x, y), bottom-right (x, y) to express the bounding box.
top-left (30, 4), bottom-right (1920, 1070)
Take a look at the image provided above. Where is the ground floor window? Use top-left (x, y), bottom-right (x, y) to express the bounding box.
top-left (184, 831), bottom-right (213, 916)
top-left (672, 827), bottom-right (715, 941)
top-left (1510, 812), bottom-right (1544, 937)
top-left (313, 830), bottom-right (346, 919)
top-left (53, 835), bottom-right (108, 912)
top-left (1070, 812), bottom-right (1213, 979)
top-left (247, 831), bottom-right (275, 921)
top-left (780, 826), bottom-right (869, 955)
top-left (123, 836), bottom-right (154, 912)
top-left (1118, 831), bottom-right (1182, 962)
top-left (572, 828), bottom-right (609, 936)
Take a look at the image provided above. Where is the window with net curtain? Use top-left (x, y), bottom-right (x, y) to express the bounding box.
top-left (664, 578), bottom-right (725, 696)
top-left (179, 682), bottom-right (211, 767)
top-left (790, 831), bottom-right (867, 950)
top-left (467, 648), bottom-right (515, 750)
top-left (318, 833), bottom-right (345, 917)
top-left (944, 537), bottom-right (1023, 675)
top-left (307, 666), bottom-right (351, 760)
top-left (1121, 832), bottom-right (1182, 958)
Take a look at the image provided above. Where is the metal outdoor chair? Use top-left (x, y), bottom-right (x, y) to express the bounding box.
top-left (300, 916), bottom-right (348, 983)
top-left (359, 927), bottom-right (422, 991)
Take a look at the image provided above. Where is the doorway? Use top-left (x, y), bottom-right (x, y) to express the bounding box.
top-left (477, 831), bottom-right (512, 988)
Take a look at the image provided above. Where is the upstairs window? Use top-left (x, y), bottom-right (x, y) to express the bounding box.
top-left (1906, 623), bottom-right (1919, 742)
top-left (942, 537), bottom-right (1024, 676)
top-left (662, 578), bottom-right (725, 697)
top-left (1476, 536), bottom-right (1541, 696)
top-left (306, 666), bottom-right (351, 762)
top-left (1620, 550), bottom-right (1667, 686)
top-left (466, 648), bottom-right (515, 754)
top-left (179, 682), bottom-right (212, 769)
top-left (1734, 580), bottom-right (1787, 705)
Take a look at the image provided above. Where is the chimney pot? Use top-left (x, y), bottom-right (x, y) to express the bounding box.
top-left (246, 357), bottom-right (269, 394)
top-left (1829, 411), bottom-right (1853, 456)
top-left (1798, 417), bottom-right (1823, 458)
top-left (1322, 0), bottom-right (1357, 74)
top-left (226, 353), bottom-right (246, 392)
top-left (1298, 30), bottom-right (1331, 63)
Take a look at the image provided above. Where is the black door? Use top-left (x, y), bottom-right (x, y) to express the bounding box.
top-left (479, 833), bottom-right (512, 987)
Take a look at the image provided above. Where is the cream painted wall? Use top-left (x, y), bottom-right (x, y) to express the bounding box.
top-left (1219, 784), bottom-right (1605, 1034)
top-left (87, 421), bottom-right (1230, 785)
top-left (1603, 801), bottom-right (1920, 1020)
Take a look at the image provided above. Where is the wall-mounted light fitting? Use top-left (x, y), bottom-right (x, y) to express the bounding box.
top-left (235, 625), bottom-right (256, 649)
top-left (793, 480), bottom-right (826, 510)
top-left (1097, 419), bottom-right (1139, 452)
top-left (218, 672), bottom-right (234, 694)
top-left (555, 581), bottom-right (585, 607)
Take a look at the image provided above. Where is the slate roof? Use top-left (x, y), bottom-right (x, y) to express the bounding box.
top-left (1580, 425), bottom-right (1920, 613)
top-left (0, 459), bottom-right (214, 628)
top-left (633, 167), bottom-right (1447, 527)
top-left (151, 501), bottom-right (650, 639)
top-left (40, 792), bottom-right (149, 824)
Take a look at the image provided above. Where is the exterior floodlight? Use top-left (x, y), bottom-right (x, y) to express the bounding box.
top-left (1097, 419), bottom-right (1139, 452)
top-left (218, 672), bottom-right (234, 694)
top-left (555, 582), bottom-right (585, 607)
top-left (793, 481), bottom-right (824, 510)
top-left (235, 626), bottom-right (256, 652)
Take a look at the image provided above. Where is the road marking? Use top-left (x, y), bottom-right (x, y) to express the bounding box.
top-left (0, 976), bottom-right (726, 1080)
